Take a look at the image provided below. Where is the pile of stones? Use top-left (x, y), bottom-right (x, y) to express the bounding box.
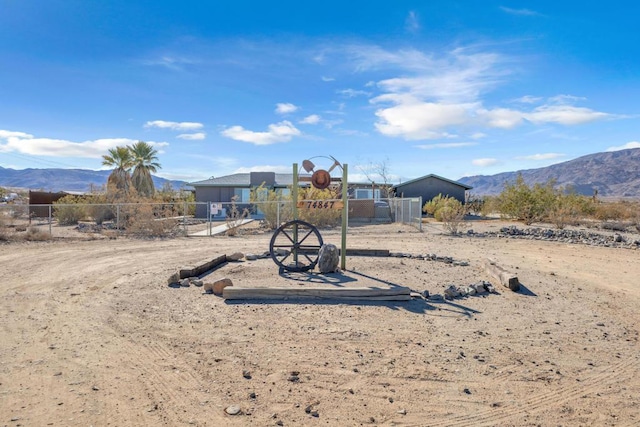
top-left (442, 281), bottom-right (496, 300)
top-left (467, 225), bottom-right (640, 249)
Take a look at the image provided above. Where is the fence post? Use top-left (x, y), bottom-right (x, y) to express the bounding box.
top-left (183, 202), bottom-right (187, 235)
top-left (419, 197), bottom-right (423, 232)
top-left (207, 202), bottom-right (211, 236)
top-left (48, 204), bottom-right (52, 236)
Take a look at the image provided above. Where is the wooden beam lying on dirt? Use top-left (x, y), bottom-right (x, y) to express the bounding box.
top-left (180, 255), bottom-right (227, 279)
top-left (340, 249), bottom-right (391, 257)
top-left (484, 258), bottom-right (520, 291)
top-left (223, 286), bottom-right (412, 301)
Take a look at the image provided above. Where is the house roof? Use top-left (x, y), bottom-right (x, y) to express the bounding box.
top-left (190, 173), bottom-right (308, 187)
top-left (392, 174), bottom-right (473, 190)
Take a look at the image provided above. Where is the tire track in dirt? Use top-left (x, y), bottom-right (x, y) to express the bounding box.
top-left (425, 355), bottom-right (640, 427)
top-left (104, 313), bottom-right (227, 425)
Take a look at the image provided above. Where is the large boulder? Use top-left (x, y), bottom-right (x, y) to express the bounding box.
top-left (317, 244), bottom-right (339, 273)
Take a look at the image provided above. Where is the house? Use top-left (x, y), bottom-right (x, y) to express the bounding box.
top-left (392, 174), bottom-right (472, 206)
top-left (190, 172), bottom-right (302, 219)
top-left (190, 171), bottom-right (392, 220)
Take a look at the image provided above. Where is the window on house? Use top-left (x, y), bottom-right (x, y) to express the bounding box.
top-left (354, 188), bottom-right (380, 200)
top-left (233, 188), bottom-right (251, 203)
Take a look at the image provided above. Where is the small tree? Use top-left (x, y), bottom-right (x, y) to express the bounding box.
top-left (497, 175), bottom-right (556, 225)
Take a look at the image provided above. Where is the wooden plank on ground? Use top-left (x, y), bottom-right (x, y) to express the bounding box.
top-left (223, 286), bottom-right (411, 300)
top-left (342, 249), bottom-right (390, 257)
top-left (180, 255), bottom-right (227, 279)
top-left (484, 258), bottom-right (520, 291)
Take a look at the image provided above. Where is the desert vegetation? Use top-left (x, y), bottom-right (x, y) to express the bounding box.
top-left (423, 174), bottom-right (639, 234)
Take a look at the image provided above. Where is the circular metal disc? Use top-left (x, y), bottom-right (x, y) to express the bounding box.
top-left (311, 169), bottom-right (331, 189)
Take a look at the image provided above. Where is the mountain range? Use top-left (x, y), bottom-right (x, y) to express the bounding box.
top-left (1, 147), bottom-right (639, 197)
top-left (0, 166), bottom-right (188, 193)
top-left (458, 148), bottom-right (640, 197)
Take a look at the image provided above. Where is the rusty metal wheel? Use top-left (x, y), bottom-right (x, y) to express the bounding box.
top-left (269, 220), bottom-right (323, 272)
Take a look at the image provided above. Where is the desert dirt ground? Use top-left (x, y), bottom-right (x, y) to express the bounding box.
top-left (1, 220), bottom-right (639, 427)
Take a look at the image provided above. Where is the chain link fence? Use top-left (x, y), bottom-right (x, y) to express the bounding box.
top-left (0, 197), bottom-right (422, 240)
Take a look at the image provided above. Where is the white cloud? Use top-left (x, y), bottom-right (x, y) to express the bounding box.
top-left (470, 132), bottom-right (487, 139)
top-left (275, 103), bottom-right (299, 114)
top-left (606, 141), bottom-right (640, 151)
top-left (321, 76), bottom-right (335, 82)
top-left (0, 130), bottom-right (33, 139)
top-left (372, 96), bottom-right (472, 140)
top-left (220, 121), bottom-right (301, 145)
top-left (338, 88), bottom-right (371, 98)
top-left (177, 132), bottom-right (206, 140)
top-left (479, 107), bottom-right (525, 129)
top-left (357, 46), bottom-right (613, 140)
top-left (472, 158), bottom-right (499, 167)
top-left (300, 115), bottom-right (321, 125)
top-left (145, 120), bottom-right (204, 131)
top-left (513, 95), bottom-right (542, 104)
top-left (499, 7), bottom-right (542, 16)
top-left (526, 105), bottom-right (609, 125)
top-left (141, 55), bottom-right (199, 71)
top-left (0, 130), bottom-right (168, 158)
top-left (405, 11), bottom-right (420, 33)
top-left (415, 142), bottom-right (477, 149)
top-left (515, 153), bottom-right (565, 161)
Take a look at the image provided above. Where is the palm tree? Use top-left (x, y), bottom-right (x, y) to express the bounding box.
top-left (102, 146), bottom-right (134, 194)
top-left (128, 141), bottom-right (161, 197)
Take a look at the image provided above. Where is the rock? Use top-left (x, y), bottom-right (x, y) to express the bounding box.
top-left (243, 370), bottom-right (252, 379)
top-left (444, 285), bottom-right (460, 299)
top-left (180, 278), bottom-right (191, 287)
top-left (245, 253), bottom-right (259, 261)
top-left (191, 279), bottom-right (203, 287)
top-left (167, 271), bottom-right (180, 285)
top-left (204, 278), bottom-right (233, 296)
top-left (317, 244), bottom-right (339, 273)
top-left (397, 409), bottom-right (407, 415)
top-left (226, 252), bottom-right (245, 262)
top-left (225, 405), bottom-right (242, 415)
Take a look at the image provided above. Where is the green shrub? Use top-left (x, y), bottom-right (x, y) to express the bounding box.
top-left (54, 195), bottom-right (87, 225)
top-left (423, 194), bottom-right (468, 234)
top-left (496, 175), bottom-right (556, 225)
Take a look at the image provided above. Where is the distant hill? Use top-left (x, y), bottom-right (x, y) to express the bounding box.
top-left (0, 166), bottom-right (189, 193)
top-left (458, 148), bottom-right (640, 197)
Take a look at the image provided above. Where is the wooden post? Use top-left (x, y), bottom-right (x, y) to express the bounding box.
top-left (341, 163), bottom-right (348, 270)
top-left (484, 258), bottom-right (520, 291)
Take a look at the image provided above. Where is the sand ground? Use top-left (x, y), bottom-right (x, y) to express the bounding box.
top-left (1, 220), bottom-right (639, 426)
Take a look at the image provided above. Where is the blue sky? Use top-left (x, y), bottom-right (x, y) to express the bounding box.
top-left (1, 1), bottom-right (639, 185)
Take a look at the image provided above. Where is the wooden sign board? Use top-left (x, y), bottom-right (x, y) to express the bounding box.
top-left (297, 200), bottom-right (344, 210)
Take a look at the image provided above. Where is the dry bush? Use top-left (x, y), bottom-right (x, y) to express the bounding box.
top-left (24, 226), bottom-right (52, 241)
top-left (547, 192), bottom-right (596, 229)
top-left (594, 200), bottom-right (638, 222)
top-left (297, 187), bottom-right (342, 227)
top-left (225, 196), bottom-right (249, 236)
top-left (122, 202), bottom-right (180, 238)
top-left (250, 184), bottom-right (293, 229)
top-left (54, 195), bottom-right (87, 225)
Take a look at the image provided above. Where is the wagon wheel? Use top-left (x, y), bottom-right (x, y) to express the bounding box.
top-left (269, 220), bottom-right (323, 272)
